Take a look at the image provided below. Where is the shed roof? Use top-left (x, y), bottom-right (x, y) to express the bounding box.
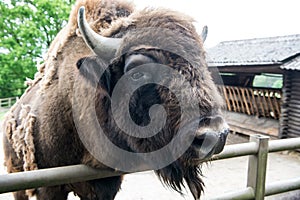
top-left (281, 55), bottom-right (300, 71)
top-left (207, 34), bottom-right (300, 66)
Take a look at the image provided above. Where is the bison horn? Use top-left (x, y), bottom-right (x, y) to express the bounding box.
top-left (78, 6), bottom-right (122, 60)
top-left (201, 25), bottom-right (208, 42)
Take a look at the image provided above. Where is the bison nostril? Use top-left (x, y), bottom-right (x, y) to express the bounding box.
top-left (192, 132), bottom-right (219, 149)
top-left (192, 135), bottom-right (205, 148)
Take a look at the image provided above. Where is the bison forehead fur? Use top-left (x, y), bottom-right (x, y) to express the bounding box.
top-left (2, 0), bottom-right (227, 200)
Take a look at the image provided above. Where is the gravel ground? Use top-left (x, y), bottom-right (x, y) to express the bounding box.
top-left (1, 113), bottom-right (300, 200)
top-left (0, 108), bottom-right (9, 121)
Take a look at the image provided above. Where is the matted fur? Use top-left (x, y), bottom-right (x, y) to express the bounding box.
top-left (3, 0), bottom-right (225, 199)
top-left (3, 1), bottom-right (134, 199)
top-left (4, 104), bottom-right (37, 197)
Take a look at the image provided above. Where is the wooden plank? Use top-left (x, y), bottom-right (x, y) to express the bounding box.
top-left (250, 88), bottom-right (259, 117)
top-left (287, 129), bottom-right (300, 137)
top-left (290, 99), bottom-right (300, 105)
top-left (208, 65), bottom-right (283, 74)
top-left (289, 104), bottom-right (300, 110)
top-left (288, 123), bottom-right (300, 132)
top-left (266, 90), bottom-right (277, 119)
top-left (245, 88), bottom-right (254, 115)
top-left (227, 86), bottom-right (237, 112)
top-left (8, 98), bottom-right (11, 107)
top-left (230, 86), bottom-right (239, 112)
top-left (261, 89), bottom-right (270, 118)
top-left (273, 96), bottom-right (281, 120)
top-left (236, 87), bottom-right (246, 114)
top-left (255, 89), bottom-right (266, 117)
top-left (289, 111), bottom-right (300, 118)
top-left (230, 87), bottom-right (238, 112)
top-left (0, 97), bottom-right (18, 107)
top-left (222, 86), bottom-right (232, 111)
top-left (288, 116), bottom-right (300, 124)
top-left (241, 88), bottom-right (251, 115)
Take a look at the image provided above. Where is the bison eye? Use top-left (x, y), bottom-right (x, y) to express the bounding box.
top-left (131, 71), bottom-right (144, 80)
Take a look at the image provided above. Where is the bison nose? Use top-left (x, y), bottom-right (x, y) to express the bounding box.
top-left (191, 115), bottom-right (229, 159)
top-left (213, 128), bottom-right (230, 154)
top-left (192, 129), bottom-right (229, 157)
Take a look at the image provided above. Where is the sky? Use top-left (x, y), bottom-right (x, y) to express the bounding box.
top-left (132, 0), bottom-right (300, 48)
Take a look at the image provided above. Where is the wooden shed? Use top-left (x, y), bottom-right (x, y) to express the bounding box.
top-left (280, 56), bottom-right (300, 138)
top-left (206, 34), bottom-right (300, 138)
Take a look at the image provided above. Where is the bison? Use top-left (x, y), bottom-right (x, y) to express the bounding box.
top-left (2, 0), bottom-right (229, 199)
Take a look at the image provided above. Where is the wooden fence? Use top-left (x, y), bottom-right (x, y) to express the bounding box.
top-left (0, 97), bottom-right (18, 108)
top-left (218, 86), bottom-right (282, 120)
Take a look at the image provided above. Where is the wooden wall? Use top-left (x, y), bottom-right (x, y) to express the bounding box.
top-left (280, 71), bottom-right (300, 138)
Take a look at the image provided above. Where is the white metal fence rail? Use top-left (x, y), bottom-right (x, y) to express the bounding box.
top-left (0, 135), bottom-right (300, 199)
top-left (0, 97), bottom-right (18, 108)
top-left (211, 135), bottom-right (300, 200)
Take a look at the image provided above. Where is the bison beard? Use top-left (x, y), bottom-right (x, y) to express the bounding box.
top-left (2, 0), bottom-right (229, 200)
top-left (156, 162), bottom-right (204, 199)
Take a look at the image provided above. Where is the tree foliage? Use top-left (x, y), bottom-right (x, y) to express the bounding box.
top-left (0, 0), bottom-right (73, 98)
top-left (253, 74), bottom-right (283, 89)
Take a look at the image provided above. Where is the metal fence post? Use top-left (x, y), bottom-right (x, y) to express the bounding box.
top-left (247, 134), bottom-right (269, 200)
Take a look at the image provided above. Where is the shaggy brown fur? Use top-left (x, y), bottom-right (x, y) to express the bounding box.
top-left (3, 0), bottom-right (225, 199)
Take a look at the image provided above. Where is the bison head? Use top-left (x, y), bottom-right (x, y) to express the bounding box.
top-left (73, 7), bottom-right (229, 199)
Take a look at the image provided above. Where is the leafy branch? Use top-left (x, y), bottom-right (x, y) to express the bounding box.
top-left (0, 0), bottom-right (73, 98)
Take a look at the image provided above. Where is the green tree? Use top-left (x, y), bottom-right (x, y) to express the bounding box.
top-left (0, 0), bottom-right (73, 98)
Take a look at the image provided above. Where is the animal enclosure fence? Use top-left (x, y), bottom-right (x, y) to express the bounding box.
top-left (217, 86), bottom-right (282, 120)
top-left (0, 97), bottom-right (19, 108)
top-left (0, 135), bottom-right (300, 199)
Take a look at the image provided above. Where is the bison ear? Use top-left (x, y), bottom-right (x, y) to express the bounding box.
top-left (76, 57), bottom-right (111, 93)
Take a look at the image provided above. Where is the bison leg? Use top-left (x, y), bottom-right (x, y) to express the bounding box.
top-left (35, 186), bottom-right (69, 200)
top-left (3, 132), bottom-right (29, 200)
top-left (90, 176), bottom-right (122, 200)
top-left (12, 191), bottom-right (28, 200)
top-left (69, 176), bottom-right (122, 200)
